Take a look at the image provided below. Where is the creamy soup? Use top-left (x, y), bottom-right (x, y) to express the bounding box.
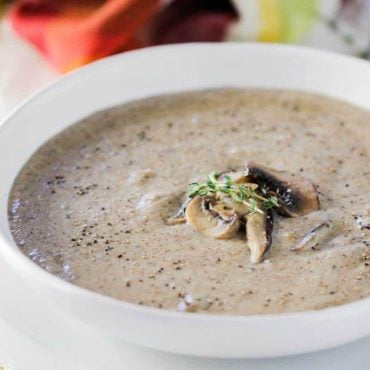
top-left (8, 89), bottom-right (370, 314)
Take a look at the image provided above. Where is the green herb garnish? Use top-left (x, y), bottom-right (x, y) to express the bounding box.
top-left (187, 172), bottom-right (279, 214)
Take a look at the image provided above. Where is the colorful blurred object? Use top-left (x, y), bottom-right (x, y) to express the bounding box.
top-left (228, 0), bottom-right (317, 43)
top-left (150, 0), bottom-right (239, 45)
top-left (7, 0), bottom-right (160, 72)
top-left (4, 0), bottom-right (370, 72)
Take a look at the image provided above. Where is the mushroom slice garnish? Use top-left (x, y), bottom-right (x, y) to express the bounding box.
top-left (167, 197), bottom-right (191, 225)
top-left (220, 183), bottom-right (259, 216)
top-left (221, 196), bottom-right (251, 217)
top-left (291, 219), bottom-right (339, 251)
top-left (185, 196), bottom-right (240, 239)
top-left (208, 201), bottom-right (237, 219)
top-left (207, 216), bottom-right (240, 239)
top-left (245, 161), bottom-right (320, 217)
top-left (246, 210), bottom-right (273, 263)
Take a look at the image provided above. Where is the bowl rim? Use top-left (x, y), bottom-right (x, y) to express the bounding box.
top-left (1, 42), bottom-right (370, 323)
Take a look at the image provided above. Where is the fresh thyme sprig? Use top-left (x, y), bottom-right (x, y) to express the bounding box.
top-left (187, 172), bottom-right (279, 214)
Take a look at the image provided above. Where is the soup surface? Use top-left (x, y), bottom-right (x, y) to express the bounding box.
top-left (8, 89), bottom-right (370, 314)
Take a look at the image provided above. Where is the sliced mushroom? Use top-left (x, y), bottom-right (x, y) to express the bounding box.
top-left (207, 217), bottom-right (240, 239)
top-left (221, 197), bottom-right (250, 216)
top-left (208, 201), bottom-right (237, 219)
top-left (246, 210), bottom-right (273, 263)
top-left (185, 196), bottom-right (240, 239)
top-left (220, 183), bottom-right (259, 217)
top-left (291, 219), bottom-right (340, 251)
top-left (244, 161), bottom-right (320, 217)
top-left (167, 197), bottom-right (191, 225)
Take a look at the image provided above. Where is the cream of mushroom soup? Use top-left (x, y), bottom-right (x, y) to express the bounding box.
top-left (8, 89), bottom-right (370, 314)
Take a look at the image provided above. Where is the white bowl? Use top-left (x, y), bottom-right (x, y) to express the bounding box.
top-left (0, 43), bottom-right (370, 359)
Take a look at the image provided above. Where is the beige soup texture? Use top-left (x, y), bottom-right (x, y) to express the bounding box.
top-left (8, 89), bottom-right (370, 314)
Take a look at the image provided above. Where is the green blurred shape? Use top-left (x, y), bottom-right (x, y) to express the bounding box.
top-left (278, 0), bottom-right (317, 42)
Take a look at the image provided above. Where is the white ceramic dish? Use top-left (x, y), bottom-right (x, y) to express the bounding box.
top-left (0, 43), bottom-right (369, 359)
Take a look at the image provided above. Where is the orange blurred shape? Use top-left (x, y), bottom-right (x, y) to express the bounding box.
top-left (8, 0), bottom-right (160, 72)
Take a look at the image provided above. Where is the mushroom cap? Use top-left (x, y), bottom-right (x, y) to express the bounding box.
top-left (245, 161), bottom-right (320, 217)
top-left (185, 196), bottom-right (240, 240)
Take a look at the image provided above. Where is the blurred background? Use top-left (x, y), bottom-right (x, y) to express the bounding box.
top-left (0, 0), bottom-right (369, 118)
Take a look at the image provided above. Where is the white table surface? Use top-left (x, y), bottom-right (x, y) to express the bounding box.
top-left (0, 21), bottom-right (369, 370)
